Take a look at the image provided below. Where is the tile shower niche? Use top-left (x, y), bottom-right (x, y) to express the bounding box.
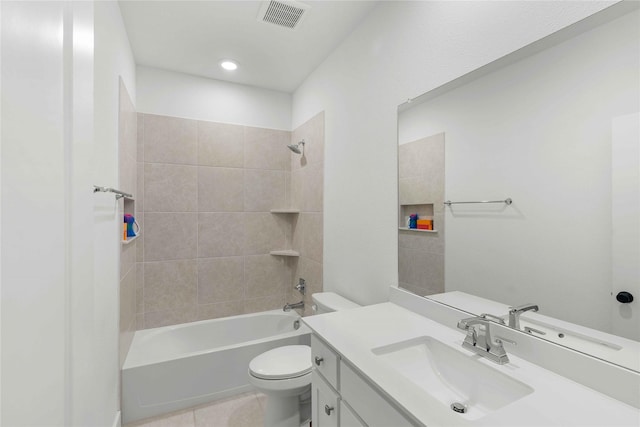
top-left (399, 203), bottom-right (437, 233)
top-left (269, 209), bottom-right (300, 257)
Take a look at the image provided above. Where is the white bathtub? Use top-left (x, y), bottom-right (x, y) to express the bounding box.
top-left (122, 309), bottom-right (310, 423)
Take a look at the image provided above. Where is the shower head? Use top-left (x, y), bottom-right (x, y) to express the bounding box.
top-left (287, 140), bottom-right (305, 154)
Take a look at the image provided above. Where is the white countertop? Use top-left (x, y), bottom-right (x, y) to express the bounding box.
top-left (303, 302), bottom-right (640, 426)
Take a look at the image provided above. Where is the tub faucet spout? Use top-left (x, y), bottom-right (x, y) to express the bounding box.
top-left (283, 301), bottom-right (304, 312)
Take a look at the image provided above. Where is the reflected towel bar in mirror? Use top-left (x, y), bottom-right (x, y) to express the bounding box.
top-left (444, 198), bottom-right (512, 206)
top-left (93, 185), bottom-right (133, 200)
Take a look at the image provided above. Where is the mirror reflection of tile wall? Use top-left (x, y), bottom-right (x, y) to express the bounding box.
top-left (398, 132), bottom-right (445, 296)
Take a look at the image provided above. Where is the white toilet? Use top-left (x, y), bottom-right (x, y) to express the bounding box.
top-left (248, 292), bottom-right (360, 427)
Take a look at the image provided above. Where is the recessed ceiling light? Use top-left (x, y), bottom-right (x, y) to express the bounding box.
top-left (220, 60), bottom-right (238, 71)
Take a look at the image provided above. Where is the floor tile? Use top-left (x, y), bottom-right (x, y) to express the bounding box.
top-left (194, 392), bottom-right (264, 427)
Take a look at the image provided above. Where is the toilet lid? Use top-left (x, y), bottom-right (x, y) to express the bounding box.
top-left (249, 345), bottom-right (312, 380)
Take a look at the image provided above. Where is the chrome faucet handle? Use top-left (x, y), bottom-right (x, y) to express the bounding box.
top-left (509, 303), bottom-right (539, 314)
top-left (294, 278), bottom-right (306, 295)
top-left (480, 313), bottom-right (506, 325)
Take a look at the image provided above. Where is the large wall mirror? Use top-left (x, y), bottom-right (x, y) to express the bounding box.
top-left (397, 4), bottom-right (640, 372)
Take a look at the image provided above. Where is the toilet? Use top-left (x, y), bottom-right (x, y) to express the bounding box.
top-left (248, 292), bottom-right (360, 427)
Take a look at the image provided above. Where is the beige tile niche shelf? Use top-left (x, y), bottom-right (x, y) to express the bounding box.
top-left (270, 208), bottom-right (300, 214)
top-left (398, 227), bottom-right (438, 233)
top-left (399, 203), bottom-right (435, 231)
top-left (122, 196), bottom-right (140, 244)
top-left (269, 250), bottom-right (300, 257)
top-left (269, 208), bottom-right (300, 257)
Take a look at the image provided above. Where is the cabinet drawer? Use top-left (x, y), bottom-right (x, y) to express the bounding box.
top-left (312, 370), bottom-right (339, 427)
top-left (311, 334), bottom-right (339, 389)
top-left (340, 361), bottom-right (416, 427)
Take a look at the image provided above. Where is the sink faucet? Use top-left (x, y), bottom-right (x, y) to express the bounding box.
top-left (508, 303), bottom-right (539, 329)
top-left (283, 301), bottom-right (304, 312)
top-left (457, 316), bottom-right (509, 365)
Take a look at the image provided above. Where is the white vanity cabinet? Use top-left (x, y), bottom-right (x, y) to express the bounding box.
top-left (310, 334), bottom-right (414, 427)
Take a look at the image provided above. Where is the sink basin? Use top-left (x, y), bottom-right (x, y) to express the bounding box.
top-left (372, 336), bottom-right (534, 420)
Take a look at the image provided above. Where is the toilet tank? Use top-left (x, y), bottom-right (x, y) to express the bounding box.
top-left (311, 292), bottom-right (360, 314)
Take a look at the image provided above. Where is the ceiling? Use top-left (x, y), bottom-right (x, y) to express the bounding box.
top-left (118, 1), bottom-right (378, 93)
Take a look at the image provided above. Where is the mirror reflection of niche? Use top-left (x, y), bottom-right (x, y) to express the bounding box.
top-left (398, 133), bottom-right (445, 296)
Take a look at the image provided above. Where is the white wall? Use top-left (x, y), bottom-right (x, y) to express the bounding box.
top-left (292, 1), bottom-right (622, 306)
top-left (137, 66), bottom-right (291, 130)
top-left (398, 10), bottom-right (639, 333)
top-left (1, 2), bottom-right (68, 423)
top-left (94, 1), bottom-right (137, 425)
top-left (1, 2), bottom-right (136, 425)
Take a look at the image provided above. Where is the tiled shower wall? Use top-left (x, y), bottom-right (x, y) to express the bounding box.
top-left (398, 132), bottom-right (445, 296)
top-left (135, 112), bottom-right (325, 329)
top-left (119, 80), bottom-right (138, 366)
top-left (288, 112), bottom-right (324, 316)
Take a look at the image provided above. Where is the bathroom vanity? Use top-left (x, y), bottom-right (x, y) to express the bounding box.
top-left (302, 289), bottom-right (640, 426)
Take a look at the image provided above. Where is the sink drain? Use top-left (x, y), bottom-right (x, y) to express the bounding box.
top-left (451, 402), bottom-right (467, 414)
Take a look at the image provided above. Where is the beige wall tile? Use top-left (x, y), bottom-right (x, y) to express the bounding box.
top-left (120, 147), bottom-right (137, 197)
top-left (197, 257), bottom-right (244, 304)
top-left (137, 162), bottom-right (145, 213)
top-left (244, 126), bottom-right (291, 171)
top-left (398, 229), bottom-right (444, 254)
top-left (198, 121), bottom-right (244, 168)
top-left (290, 168), bottom-right (302, 210)
top-left (196, 300), bottom-right (245, 321)
top-left (119, 266), bottom-right (136, 367)
top-left (244, 169), bottom-right (285, 212)
top-left (145, 163), bottom-right (197, 212)
top-left (198, 167), bottom-right (244, 212)
top-left (144, 213), bottom-right (198, 261)
top-left (144, 260), bottom-right (197, 313)
top-left (136, 262), bottom-right (144, 314)
top-left (301, 161), bottom-right (323, 213)
top-left (121, 238), bottom-right (136, 280)
top-left (137, 112), bottom-right (144, 162)
top-left (244, 255), bottom-right (291, 299)
top-left (398, 247), bottom-right (444, 293)
top-left (136, 314), bottom-right (144, 331)
top-left (144, 114), bottom-right (197, 165)
top-left (302, 213), bottom-right (323, 263)
top-left (136, 214), bottom-right (144, 262)
top-left (243, 295), bottom-right (285, 314)
top-left (143, 308), bottom-right (198, 330)
top-left (243, 212), bottom-right (287, 255)
top-left (198, 213), bottom-right (245, 257)
top-left (291, 111), bottom-right (324, 170)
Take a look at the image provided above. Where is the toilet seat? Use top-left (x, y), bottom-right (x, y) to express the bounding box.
top-left (249, 345), bottom-right (311, 380)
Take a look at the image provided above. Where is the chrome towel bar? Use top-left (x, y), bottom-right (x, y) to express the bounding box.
top-left (93, 185), bottom-right (132, 200)
top-left (444, 198), bottom-right (512, 206)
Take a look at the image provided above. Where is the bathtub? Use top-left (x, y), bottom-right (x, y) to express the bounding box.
top-left (122, 309), bottom-right (310, 423)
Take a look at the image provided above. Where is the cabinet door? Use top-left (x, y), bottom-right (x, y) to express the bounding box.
top-left (312, 370), bottom-right (339, 427)
top-left (340, 361), bottom-right (417, 427)
top-left (340, 400), bottom-right (366, 427)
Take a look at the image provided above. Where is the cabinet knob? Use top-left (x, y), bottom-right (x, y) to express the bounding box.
top-left (314, 356), bottom-right (324, 366)
top-left (324, 404), bottom-right (335, 415)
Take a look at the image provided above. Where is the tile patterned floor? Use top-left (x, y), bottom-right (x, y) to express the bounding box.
top-left (124, 392), bottom-right (267, 427)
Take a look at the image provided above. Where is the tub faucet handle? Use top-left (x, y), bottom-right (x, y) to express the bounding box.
top-left (295, 278), bottom-right (306, 295)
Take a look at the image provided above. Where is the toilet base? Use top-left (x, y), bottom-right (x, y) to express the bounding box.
top-left (263, 391), bottom-right (311, 427)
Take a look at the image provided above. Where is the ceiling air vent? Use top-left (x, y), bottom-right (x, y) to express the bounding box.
top-left (257, 0), bottom-right (310, 30)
